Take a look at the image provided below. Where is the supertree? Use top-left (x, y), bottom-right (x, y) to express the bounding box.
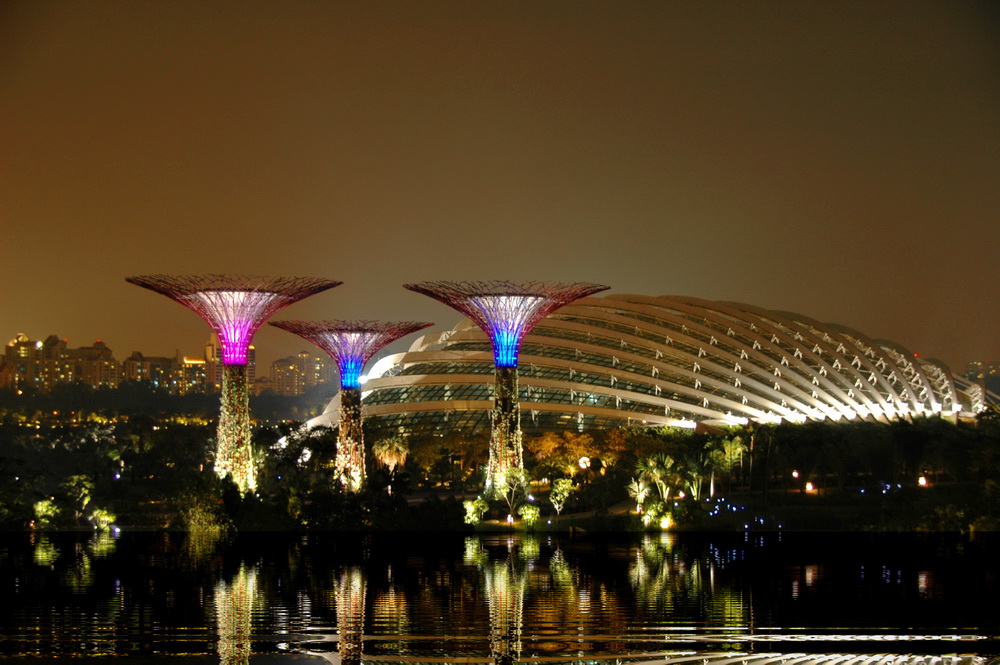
top-left (269, 319), bottom-right (432, 491)
top-left (403, 280), bottom-right (608, 494)
top-left (125, 274), bottom-right (341, 494)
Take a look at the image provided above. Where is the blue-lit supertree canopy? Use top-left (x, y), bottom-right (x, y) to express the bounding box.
top-left (403, 280), bottom-right (608, 495)
top-left (270, 319), bottom-right (431, 491)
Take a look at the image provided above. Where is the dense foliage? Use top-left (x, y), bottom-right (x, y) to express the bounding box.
top-left (1, 384), bottom-right (998, 533)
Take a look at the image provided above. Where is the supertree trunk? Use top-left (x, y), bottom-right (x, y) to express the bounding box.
top-left (268, 319), bottom-right (432, 493)
top-left (488, 366), bottom-right (523, 490)
top-left (217, 363), bottom-right (255, 494)
top-left (336, 386), bottom-right (365, 492)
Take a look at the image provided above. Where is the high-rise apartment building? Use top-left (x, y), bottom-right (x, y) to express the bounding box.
top-left (66, 340), bottom-right (119, 389)
top-left (121, 350), bottom-right (212, 394)
top-left (38, 335), bottom-right (73, 386)
top-left (176, 356), bottom-right (209, 394)
top-left (269, 351), bottom-right (334, 396)
top-left (1, 334), bottom-right (110, 391)
top-left (3, 333), bottom-right (42, 389)
top-left (121, 351), bottom-right (177, 388)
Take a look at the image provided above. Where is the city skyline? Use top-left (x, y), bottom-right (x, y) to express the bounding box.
top-left (3, 2), bottom-right (998, 372)
top-left (0, 328), bottom-right (343, 398)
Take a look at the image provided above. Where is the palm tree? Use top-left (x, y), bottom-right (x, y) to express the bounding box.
top-left (372, 435), bottom-right (408, 473)
top-left (372, 435), bottom-right (409, 494)
top-left (627, 478), bottom-right (650, 511)
top-left (705, 435), bottom-right (747, 497)
top-left (636, 453), bottom-right (681, 501)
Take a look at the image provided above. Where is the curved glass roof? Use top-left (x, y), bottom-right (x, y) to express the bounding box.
top-left (306, 294), bottom-right (998, 436)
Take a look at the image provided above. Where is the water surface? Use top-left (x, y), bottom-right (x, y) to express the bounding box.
top-left (1, 530), bottom-right (997, 665)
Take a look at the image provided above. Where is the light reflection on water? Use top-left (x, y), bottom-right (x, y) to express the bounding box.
top-left (0, 530), bottom-right (997, 665)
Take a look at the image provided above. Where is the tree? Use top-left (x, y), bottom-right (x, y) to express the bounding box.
top-left (627, 477), bottom-right (650, 510)
top-left (491, 467), bottom-right (528, 518)
top-left (549, 478), bottom-right (576, 520)
top-left (372, 435), bottom-right (410, 495)
top-left (525, 431), bottom-right (594, 478)
top-left (32, 499), bottom-right (59, 528)
top-left (636, 453), bottom-right (682, 501)
top-left (89, 507), bottom-right (117, 530)
top-left (464, 497), bottom-right (489, 525)
top-left (372, 435), bottom-right (408, 473)
top-left (705, 434), bottom-right (746, 497)
top-left (60, 474), bottom-right (94, 524)
top-left (517, 502), bottom-right (540, 528)
top-left (632, 453), bottom-right (688, 529)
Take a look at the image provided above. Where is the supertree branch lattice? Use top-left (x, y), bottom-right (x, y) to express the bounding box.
top-left (403, 280), bottom-right (608, 493)
top-left (269, 319), bottom-right (432, 492)
top-left (126, 274), bottom-right (342, 494)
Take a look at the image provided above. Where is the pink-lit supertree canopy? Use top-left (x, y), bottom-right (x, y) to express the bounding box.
top-left (403, 280), bottom-right (608, 494)
top-left (270, 319), bottom-right (432, 491)
top-left (126, 274), bottom-right (342, 494)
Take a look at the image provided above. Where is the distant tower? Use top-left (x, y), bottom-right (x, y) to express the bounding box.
top-left (126, 274), bottom-right (341, 494)
top-left (270, 319), bottom-right (432, 491)
top-left (403, 280), bottom-right (608, 493)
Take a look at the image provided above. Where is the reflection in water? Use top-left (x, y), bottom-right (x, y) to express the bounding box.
top-left (646, 654), bottom-right (988, 665)
top-left (32, 534), bottom-right (59, 566)
top-left (4, 532), bottom-right (998, 663)
top-left (88, 531), bottom-right (118, 559)
top-left (372, 564), bottom-right (409, 653)
top-left (631, 532), bottom-right (747, 628)
top-left (186, 526), bottom-right (226, 564)
top-left (471, 536), bottom-right (533, 665)
top-left (335, 566), bottom-right (366, 665)
top-left (33, 531), bottom-right (119, 594)
top-left (215, 563), bottom-right (257, 665)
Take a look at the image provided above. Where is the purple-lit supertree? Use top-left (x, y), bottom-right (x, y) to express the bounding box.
top-left (403, 280), bottom-right (609, 494)
top-left (126, 274), bottom-right (341, 495)
top-left (269, 319), bottom-right (432, 492)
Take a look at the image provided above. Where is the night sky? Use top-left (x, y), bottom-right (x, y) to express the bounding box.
top-left (3, 1), bottom-right (998, 372)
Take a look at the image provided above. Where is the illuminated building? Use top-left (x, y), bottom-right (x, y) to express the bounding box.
top-left (67, 340), bottom-right (119, 389)
top-left (1, 334), bottom-right (115, 391)
top-left (126, 274), bottom-right (341, 494)
top-left (305, 293), bottom-right (998, 440)
top-left (38, 336), bottom-right (72, 387)
top-left (1, 334), bottom-right (37, 389)
top-left (121, 351), bottom-right (176, 387)
top-left (269, 350), bottom-right (335, 396)
top-left (175, 355), bottom-right (209, 394)
top-left (270, 319), bottom-right (431, 491)
top-left (402, 281), bottom-right (609, 492)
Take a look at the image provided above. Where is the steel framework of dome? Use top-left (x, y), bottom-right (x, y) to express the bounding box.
top-left (306, 293), bottom-right (995, 436)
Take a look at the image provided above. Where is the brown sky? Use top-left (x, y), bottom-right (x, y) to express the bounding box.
top-left (2, 1), bottom-right (998, 372)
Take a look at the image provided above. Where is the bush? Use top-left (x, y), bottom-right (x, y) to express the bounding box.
top-left (464, 497), bottom-right (489, 525)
